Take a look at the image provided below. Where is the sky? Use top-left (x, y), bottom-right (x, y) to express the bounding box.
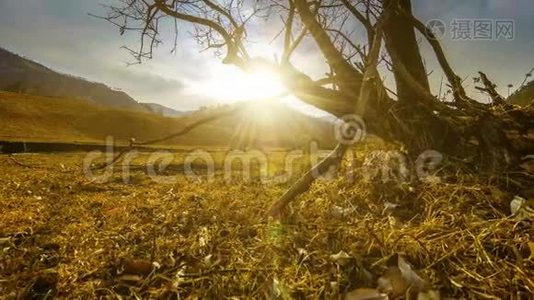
top-left (0, 0), bottom-right (532, 112)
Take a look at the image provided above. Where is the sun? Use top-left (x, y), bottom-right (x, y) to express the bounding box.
top-left (200, 64), bottom-right (286, 101)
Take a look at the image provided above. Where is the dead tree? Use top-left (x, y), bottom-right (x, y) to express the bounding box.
top-left (100, 0), bottom-right (534, 217)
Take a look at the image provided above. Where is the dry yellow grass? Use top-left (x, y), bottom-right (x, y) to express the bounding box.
top-left (0, 91), bottom-right (335, 149)
top-left (0, 151), bottom-right (532, 299)
top-left (0, 91), bottom-right (192, 144)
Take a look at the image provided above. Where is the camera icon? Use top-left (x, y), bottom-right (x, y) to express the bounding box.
top-left (425, 19), bottom-right (446, 40)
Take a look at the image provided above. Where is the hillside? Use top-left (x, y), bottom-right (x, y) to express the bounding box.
top-left (508, 80), bottom-right (534, 106)
top-left (185, 101), bottom-right (337, 149)
top-left (0, 91), bottom-right (335, 149)
top-left (141, 102), bottom-right (193, 117)
top-left (0, 47), bottom-right (148, 112)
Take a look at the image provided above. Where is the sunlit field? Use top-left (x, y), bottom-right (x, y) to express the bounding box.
top-left (1, 147), bottom-right (532, 298)
top-left (1, 0), bottom-right (534, 298)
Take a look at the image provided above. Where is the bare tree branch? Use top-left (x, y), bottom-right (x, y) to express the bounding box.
top-left (269, 143), bottom-right (347, 218)
top-left (154, 0), bottom-right (245, 65)
top-left (294, 0), bottom-right (362, 81)
top-left (475, 71), bottom-right (509, 108)
top-left (269, 10), bottom-right (387, 219)
top-left (398, 7), bottom-right (469, 103)
top-left (340, 0), bottom-right (375, 46)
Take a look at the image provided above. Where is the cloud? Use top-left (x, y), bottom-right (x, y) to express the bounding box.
top-left (1, 0), bottom-right (533, 111)
top-left (107, 66), bottom-right (184, 94)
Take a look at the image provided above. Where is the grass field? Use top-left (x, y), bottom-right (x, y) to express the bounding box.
top-left (0, 91), bottom-right (187, 144)
top-left (1, 147), bottom-right (532, 299)
top-left (0, 91), bottom-right (335, 149)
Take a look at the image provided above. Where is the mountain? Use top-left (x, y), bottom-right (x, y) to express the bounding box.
top-left (0, 47), bottom-right (335, 148)
top-left (141, 102), bottom-right (193, 117)
top-left (0, 47), bottom-right (148, 112)
top-left (0, 91), bottom-right (336, 149)
top-left (508, 80), bottom-right (534, 106)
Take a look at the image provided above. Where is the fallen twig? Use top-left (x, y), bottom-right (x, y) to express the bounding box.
top-left (7, 154), bottom-right (35, 169)
top-left (91, 95), bottom-right (287, 171)
top-left (269, 143), bottom-right (348, 218)
top-left (269, 18), bottom-right (384, 219)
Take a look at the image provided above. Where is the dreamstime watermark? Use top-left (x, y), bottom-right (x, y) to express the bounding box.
top-left (334, 114), bottom-right (367, 145)
top-left (82, 115), bottom-right (444, 185)
top-left (83, 138), bottom-right (334, 184)
top-left (425, 18), bottom-right (515, 41)
top-left (360, 149), bottom-right (443, 184)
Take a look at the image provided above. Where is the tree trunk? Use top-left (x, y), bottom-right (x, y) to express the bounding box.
top-left (383, 0), bottom-right (429, 101)
top-left (379, 0), bottom-right (461, 155)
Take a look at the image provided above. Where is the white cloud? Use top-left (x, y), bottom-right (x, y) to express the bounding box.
top-left (0, 0), bottom-right (532, 111)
